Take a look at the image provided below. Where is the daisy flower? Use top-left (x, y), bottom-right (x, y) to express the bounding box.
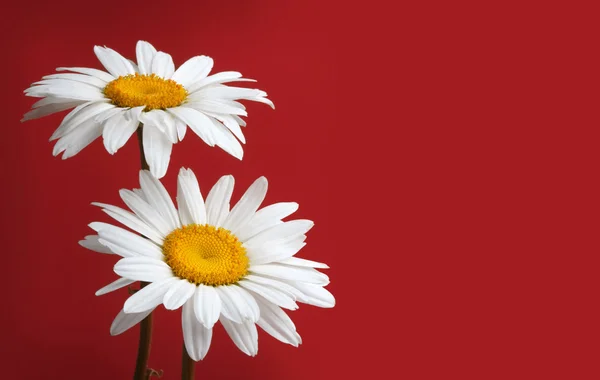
top-left (23, 41), bottom-right (273, 178)
top-left (80, 169), bottom-right (334, 360)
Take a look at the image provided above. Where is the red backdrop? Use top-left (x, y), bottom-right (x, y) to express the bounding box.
top-left (1, 0), bottom-right (599, 379)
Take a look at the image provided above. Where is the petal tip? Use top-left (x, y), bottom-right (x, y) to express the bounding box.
top-left (88, 222), bottom-right (103, 232)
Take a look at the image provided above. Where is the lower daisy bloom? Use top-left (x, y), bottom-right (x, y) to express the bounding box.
top-left (23, 40), bottom-right (273, 178)
top-left (80, 169), bottom-right (334, 360)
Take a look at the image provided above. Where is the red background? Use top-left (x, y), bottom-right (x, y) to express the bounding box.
top-left (1, 0), bottom-right (599, 379)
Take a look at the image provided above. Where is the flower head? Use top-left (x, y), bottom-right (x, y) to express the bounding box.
top-left (23, 41), bottom-right (273, 178)
top-left (80, 169), bottom-right (334, 360)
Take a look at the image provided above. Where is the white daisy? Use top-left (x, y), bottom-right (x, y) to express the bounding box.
top-left (23, 41), bottom-right (273, 178)
top-left (80, 169), bottom-right (334, 360)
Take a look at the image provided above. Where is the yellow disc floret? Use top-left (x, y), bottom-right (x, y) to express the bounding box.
top-left (162, 224), bottom-right (249, 286)
top-left (104, 74), bottom-right (187, 111)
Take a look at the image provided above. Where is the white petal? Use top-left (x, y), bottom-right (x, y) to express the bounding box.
top-left (161, 111), bottom-right (179, 143)
top-left (167, 107), bottom-right (216, 146)
top-left (233, 286), bottom-right (260, 322)
top-left (100, 110), bottom-right (126, 153)
top-left (79, 235), bottom-right (112, 254)
top-left (233, 115), bottom-right (246, 127)
top-left (127, 105), bottom-right (146, 122)
top-left (194, 86), bottom-right (266, 100)
top-left (25, 82), bottom-right (104, 101)
top-left (53, 118), bottom-right (103, 159)
top-left (123, 277), bottom-right (178, 313)
top-left (220, 317), bottom-right (258, 357)
top-left (88, 221), bottom-right (163, 259)
top-left (222, 99), bottom-right (246, 110)
top-left (53, 101), bottom-right (98, 134)
top-left (243, 220), bottom-right (314, 248)
top-left (31, 96), bottom-right (84, 109)
top-left (253, 203), bottom-right (299, 224)
top-left (243, 274), bottom-right (304, 300)
top-left (208, 117), bottom-right (244, 160)
top-left (278, 257), bottom-right (330, 269)
top-left (254, 295), bottom-right (301, 346)
top-left (238, 279), bottom-right (298, 310)
top-left (177, 168), bottom-right (207, 225)
top-left (188, 71), bottom-right (250, 92)
top-left (57, 67), bottom-right (115, 82)
top-left (91, 202), bottom-right (163, 245)
top-left (130, 189), bottom-right (146, 203)
top-left (96, 239), bottom-right (136, 258)
top-left (96, 277), bottom-right (135, 296)
top-left (65, 100), bottom-right (105, 124)
top-left (143, 125), bottom-right (173, 179)
top-left (119, 189), bottom-right (172, 237)
top-left (114, 257), bottom-right (173, 283)
top-left (201, 112), bottom-right (246, 144)
top-left (102, 107), bottom-right (143, 154)
top-left (284, 282), bottom-right (335, 308)
top-left (41, 73), bottom-right (107, 88)
top-left (94, 107), bottom-right (123, 123)
top-left (182, 298), bottom-right (212, 360)
top-left (237, 202), bottom-right (299, 242)
top-left (22, 101), bottom-right (81, 121)
top-left (128, 59), bottom-right (139, 73)
top-left (136, 41), bottom-right (157, 75)
top-left (110, 308), bottom-right (154, 336)
top-left (161, 110), bottom-right (179, 144)
top-left (151, 52), bottom-right (175, 78)
top-left (249, 95), bottom-right (275, 109)
top-left (222, 177), bottom-right (267, 234)
top-left (50, 101), bottom-right (114, 140)
top-left (138, 170), bottom-right (180, 230)
top-left (175, 116), bottom-right (187, 141)
top-left (205, 92), bottom-right (253, 108)
top-left (215, 285), bottom-right (244, 323)
top-left (171, 56), bottom-right (213, 88)
top-left (205, 175), bottom-right (234, 227)
top-left (193, 285), bottom-right (221, 329)
top-left (139, 110), bottom-right (177, 144)
top-left (31, 78), bottom-right (90, 88)
top-left (49, 99), bottom-right (91, 136)
top-left (246, 237), bottom-right (306, 266)
top-left (185, 100), bottom-right (247, 117)
top-left (94, 46), bottom-right (136, 78)
top-left (249, 264), bottom-right (329, 285)
top-left (163, 279), bottom-right (196, 310)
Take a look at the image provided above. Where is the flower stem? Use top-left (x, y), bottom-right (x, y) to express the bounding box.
top-left (134, 287), bottom-right (153, 380)
top-left (133, 125), bottom-right (154, 380)
top-left (181, 344), bottom-right (196, 380)
top-left (137, 125), bottom-right (149, 171)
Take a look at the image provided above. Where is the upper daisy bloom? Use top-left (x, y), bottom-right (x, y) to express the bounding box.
top-left (23, 41), bottom-right (273, 178)
top-left (80, 169), bottom-right (334, 360)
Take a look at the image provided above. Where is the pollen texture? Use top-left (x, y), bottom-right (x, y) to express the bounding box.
top-left (104, 74), bottom-right (187, 111)
top-left (162, 224), bottom-right (249, 286)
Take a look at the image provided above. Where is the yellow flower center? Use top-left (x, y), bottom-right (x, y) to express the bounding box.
top-left (103, 74), bottom-right (187, 111)
top-left (162, 224), bottom-right (249, 286)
